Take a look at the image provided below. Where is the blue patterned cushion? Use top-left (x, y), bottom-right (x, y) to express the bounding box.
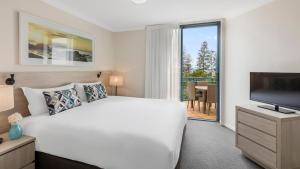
top-left (83, 83), bottom-right (107, 103)
top-left (43, 88), bottom-right (82, 115)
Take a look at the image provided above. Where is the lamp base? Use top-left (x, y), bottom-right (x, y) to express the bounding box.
top-left (115, 86), bottom-right (118, 96)
top-left (0, 137), bottom-right (3, 144)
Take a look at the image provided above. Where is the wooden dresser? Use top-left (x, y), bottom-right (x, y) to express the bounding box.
top-left (0, 133), bottom-right (35, 169)
top-left (236, 105), bottom-right (300, 169)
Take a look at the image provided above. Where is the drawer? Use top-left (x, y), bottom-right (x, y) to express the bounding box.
top-left (0, 142), bottom-right (35, 169)
top-left (23, 163), bottom-right (35, 169)
top-left (237, 135), bottom-right (276, 169)
top-left (237, 123), bottom-right (277, 152)
top-left (238, 110), bottom-right (277, 136)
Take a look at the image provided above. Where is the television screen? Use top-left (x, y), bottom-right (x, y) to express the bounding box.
top-left (250, 72), bottom-right (300, 111)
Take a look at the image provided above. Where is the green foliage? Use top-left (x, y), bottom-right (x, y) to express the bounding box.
top-left (196, 41), bottom-right (216, 73)
top-left (182, 47), bottom-right (193, 74)
top-left (184, 69), bottom-right (207, 77)
top-left (182, 41), bottom-right (217, 78)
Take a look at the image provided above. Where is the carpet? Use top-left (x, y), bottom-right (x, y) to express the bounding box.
top-left (178, 120), bottom-right (263, 169)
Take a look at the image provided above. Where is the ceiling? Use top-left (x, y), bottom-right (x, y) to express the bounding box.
top-left (41, 0), bottom-right (273, 32)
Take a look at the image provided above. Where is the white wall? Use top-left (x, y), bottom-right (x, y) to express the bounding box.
top-left (0, 0), bottom-right (114, 72)
top-left (113, 30), bottom-right (146, 97)
top-left (224, 0), bottom-right (300, 130)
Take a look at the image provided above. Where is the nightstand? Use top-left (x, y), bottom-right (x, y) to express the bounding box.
top-left (0, 133), bottom-right (35, 169)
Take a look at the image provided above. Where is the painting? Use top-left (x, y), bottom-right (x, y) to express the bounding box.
top-left (19, 13), bottom-right (94, 66)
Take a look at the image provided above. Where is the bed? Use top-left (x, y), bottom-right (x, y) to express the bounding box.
top-left (20, 96), bottom-right (187, 169)
top-left (0, 71), bottom-right (186, 169)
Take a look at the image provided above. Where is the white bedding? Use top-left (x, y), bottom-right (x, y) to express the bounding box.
top-left (20, 96), bottom-right (187, 169)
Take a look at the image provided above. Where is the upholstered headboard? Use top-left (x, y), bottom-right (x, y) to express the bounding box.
top-left (0, 71), bottom-right (112, 134)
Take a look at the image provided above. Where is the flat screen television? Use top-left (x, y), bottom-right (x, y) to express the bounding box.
top-left (250, 72), bottom-right (300, 114)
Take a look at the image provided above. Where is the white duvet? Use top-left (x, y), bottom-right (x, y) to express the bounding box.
top-left (20, 96), bottom-right (187, 169)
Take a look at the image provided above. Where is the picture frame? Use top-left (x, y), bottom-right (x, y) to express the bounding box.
top-left (19, 12), bottom-right (95, 66)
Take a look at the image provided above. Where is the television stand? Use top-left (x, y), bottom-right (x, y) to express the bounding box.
top-left (258, 105), bottom-right (295, 114)
top-left (236, 105), bottom-right (300, 169)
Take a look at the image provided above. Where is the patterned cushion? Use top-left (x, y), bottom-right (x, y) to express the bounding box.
top-left (83, 83), bottom-right (107, 102)
top-left (43, 88), bottom-right (82, 115)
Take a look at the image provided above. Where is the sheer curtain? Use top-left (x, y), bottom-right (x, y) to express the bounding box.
top-left (145, 24), bottom-right (180, 100)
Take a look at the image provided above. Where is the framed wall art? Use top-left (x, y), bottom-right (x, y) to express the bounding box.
top-left (19, 13), bottom-right (95, 66)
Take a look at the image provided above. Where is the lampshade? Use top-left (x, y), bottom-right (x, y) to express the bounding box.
top-left (0, 85), bottom-right (14, 112)
top-left (109, 76), bottom-right (124, 87)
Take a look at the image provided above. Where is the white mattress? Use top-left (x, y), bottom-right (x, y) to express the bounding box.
top-left (20, 96), bottom-right (187, 169)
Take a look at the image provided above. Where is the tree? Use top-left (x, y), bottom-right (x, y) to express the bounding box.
top-left (182, 47), bottom-right (193, 75)
top-left (190, 69), bottom-right (206, 77)
top-left (197, 41), bottom-right (210, 72)
top-left (183, 54), bottom-right (192, 74)
top-left (197, 41), bottom-right (216, 74)
top-left (207, 50), bottom-right (217, 74)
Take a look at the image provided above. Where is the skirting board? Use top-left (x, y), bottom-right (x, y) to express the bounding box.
top-left (222, 123), bottom-right (236, 131)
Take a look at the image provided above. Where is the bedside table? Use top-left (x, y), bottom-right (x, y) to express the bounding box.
top-left (0, 133), bottom-right (35, 169)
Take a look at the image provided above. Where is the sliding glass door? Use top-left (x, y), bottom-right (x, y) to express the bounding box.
top-left (180, 22), bottom-right (221, 121)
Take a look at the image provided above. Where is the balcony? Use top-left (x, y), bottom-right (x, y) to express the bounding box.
top-left (181, 77), bottom-right (217, 120)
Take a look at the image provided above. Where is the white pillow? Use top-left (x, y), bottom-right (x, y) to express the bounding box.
top-left (75, 81), bottom-right (103, 102)
top-left (22, 83), bottom-right (75, 116)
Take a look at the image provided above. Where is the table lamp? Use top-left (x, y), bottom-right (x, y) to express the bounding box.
top-left (109, 75), bottom-right (124, 96)
top-left (0, 85), bottom-right (14, 144)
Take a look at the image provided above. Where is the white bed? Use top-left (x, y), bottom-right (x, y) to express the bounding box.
top-left (20, 96), bottom-right (187, 169)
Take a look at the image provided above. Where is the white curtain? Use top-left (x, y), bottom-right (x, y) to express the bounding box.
top-left (145, 24), bottom-right (180, 100)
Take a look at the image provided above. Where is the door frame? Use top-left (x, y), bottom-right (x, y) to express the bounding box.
top-left (180, 21), bottom-right (222, 122)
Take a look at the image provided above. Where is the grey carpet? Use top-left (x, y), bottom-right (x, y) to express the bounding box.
top-left (178, 120), bottom-right (263, 169)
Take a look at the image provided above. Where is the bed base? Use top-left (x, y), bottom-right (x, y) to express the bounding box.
top-left (36, 151), bottom-right (101, 169)
top-left (36, 126), bottom-right (186, 169)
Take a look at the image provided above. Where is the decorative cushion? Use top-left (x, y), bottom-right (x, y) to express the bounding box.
top-left (83, 83), bottom-right (107, 102)
top-left (43, 88), bottom-right (82, 115)
top-left (75, 81), bottom-right (103, 102)
top-left (22, 83), bottom-right (75, 116)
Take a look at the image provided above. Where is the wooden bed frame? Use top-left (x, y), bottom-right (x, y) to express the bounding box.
top-left (0, 71), bottom-right (185, 169)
